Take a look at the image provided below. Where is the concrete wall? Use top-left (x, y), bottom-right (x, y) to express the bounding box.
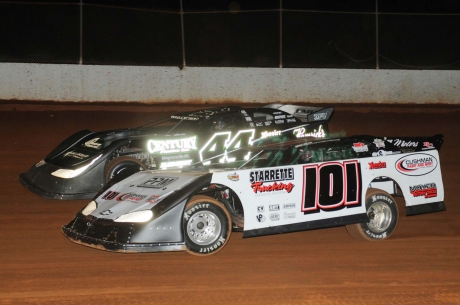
top-left (1, 63), bottom-right (459, 104)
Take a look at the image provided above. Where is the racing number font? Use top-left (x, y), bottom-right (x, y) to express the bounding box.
top-left (302, 161), bottom-right (361, 213)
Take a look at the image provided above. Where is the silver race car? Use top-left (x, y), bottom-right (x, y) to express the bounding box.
top-left (62, 134), bottom-right (445, 255)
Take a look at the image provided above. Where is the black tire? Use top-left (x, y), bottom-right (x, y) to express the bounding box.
top-left (183, 195), bottom-right (232, 256)
top-left (346, 188), bottom-right (399, 241)
top-left (104, 156), bottom-right (147, 183)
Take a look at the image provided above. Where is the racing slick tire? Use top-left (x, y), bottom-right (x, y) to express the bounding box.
top-left (105, 156), bottom-right (147, 183)
top-left (183, 195), bottom-right (232, 256)
top-left (346, 188), bottom-right (399, 241)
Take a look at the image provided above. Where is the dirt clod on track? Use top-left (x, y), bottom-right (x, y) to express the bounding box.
top-left (0, 103), bottom-right (459, 305)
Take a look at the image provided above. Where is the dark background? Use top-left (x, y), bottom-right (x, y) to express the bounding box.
top-left (1, 0), bottom-right (459, 69)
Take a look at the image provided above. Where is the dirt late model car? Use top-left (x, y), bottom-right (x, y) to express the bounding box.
top-left (62, 133), bottom-right (445, 256)
top-left (20, 104), bottom-right (333, 200)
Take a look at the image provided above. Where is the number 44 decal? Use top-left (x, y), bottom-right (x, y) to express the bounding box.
top-left (199, 129), bottom-right (255, 164)
top-left (302, 160), bottom-right (361, 213)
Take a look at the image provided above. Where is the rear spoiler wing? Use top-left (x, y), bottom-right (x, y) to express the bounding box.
top-left (263, 104), bottom-right (333, 123)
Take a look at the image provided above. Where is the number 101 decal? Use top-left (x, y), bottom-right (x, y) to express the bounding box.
top-left (302, 161), bottom-right (361, 213)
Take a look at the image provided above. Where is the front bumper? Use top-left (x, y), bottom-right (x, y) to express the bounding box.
top-left (19, 161), bottom-right (106, 200)
top-left (62, 208), bottom-right (186, 253)
top-left (62, 226), bottom-right (185, 253)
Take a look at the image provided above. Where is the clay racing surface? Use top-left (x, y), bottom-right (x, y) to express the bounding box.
top-left (0, 104), bottom-right (459, 304)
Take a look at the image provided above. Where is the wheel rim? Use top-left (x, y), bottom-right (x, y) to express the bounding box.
top-left (186, 211), bottom-right (221, 245)
top-left (367, 202), bottom-right (392, 233)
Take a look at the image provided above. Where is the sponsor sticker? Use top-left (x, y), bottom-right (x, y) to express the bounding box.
top-left (283, 203), bottom-right (296, 209)
top-left (369, 161), bottom-right (387, 169)
top-left (269, 204), bottom-right (280, 211)
top-left (423, 142), bottom-right (434, 150)
top-left (284, 212), bottom-right (296, 219)
top-left (257, 206), bottom-right (265, 213)
top-left (116, 193), bottom-right (148, 203)
top-left (63, 151), bottom-right (89, 159)
top-left (264, 121), bottom-right (272, 126)
top-left (227, 173), bottom-right (239, 181)
top-left (313, 113), bottom-right (327, 120)
top-left (256, 214), bottom-right (266, 222)
top-left (395, 153), bottom-right (438, 176)
top-left (293, 125), bottom-right (326, 139)
top-left (270, 213), bottom-right (280, 221)
top-left (85, 138), bottom-right (102, 149)
top-left (275, 120), bottom-right (285, 124)
top-left (171, 115), bottom-right (199, 121)
top-left (387, 138), bottom-right (418, 147)
top-left (250, 167), bottom-right (295, 194)
top-left (146, 195), bottom-right (162, 205)
top-left (138, 177), bottom-right (179, 188)
top-left (352, 142), bottom-right (368, 153)
top-left (245, 117), bottom-right (253, 122)
top-left (147, 136), bottom-right (197, 154)
top-left (410, 183), bottom-right (437, 198)
top-left (261, 130), bottom-right (281, 139)
top-left (274, 115), bottom-right (286, 119)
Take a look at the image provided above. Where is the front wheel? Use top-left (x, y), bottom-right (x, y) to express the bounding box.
top-left (183, 195), bottom-right (231, 256)
top-left (346, 188), bottom-right (399, 241)
top-left (105, 156), bottom-right (147, 183)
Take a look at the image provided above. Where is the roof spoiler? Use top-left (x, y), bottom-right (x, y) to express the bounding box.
top-left (263, 104), bottom-right (333, 123)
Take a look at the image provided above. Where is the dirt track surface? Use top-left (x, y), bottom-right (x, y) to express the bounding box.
top-left (1, 104), bottom-right (459, 304)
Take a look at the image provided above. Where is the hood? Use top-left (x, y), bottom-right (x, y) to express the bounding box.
top-left (88, 170), bottom-right (206, 221)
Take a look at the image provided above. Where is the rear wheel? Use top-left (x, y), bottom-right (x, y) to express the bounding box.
top-left (183, 195), bottom-right (231, 256)
top-left (346, 188), bottom-right (399, 241)
top-left (105, 156), bottom-right (147, 183)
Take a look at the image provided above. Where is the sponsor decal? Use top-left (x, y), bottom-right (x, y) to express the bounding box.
top-left (147, 136), bottom-right (197, 154)
top-left (395, 153), bottom-right (438, 176)
top-left (249, 168), bottom-right (295, 194)
top-left (199, 236), bottom-right (226, 254)
top-left (256, 122), bottom-right (264, 127)
top-left (171, 115), bottom-right (199, 121)
top-left (241, 110), bottom-right (247, 114)
top-left (313, 113), bottom-right (327, 121)
top-left (283, 203), bottom-right (296, 209)
top-left (368, 161), bottom-right (387, 170)
top-left (138, 177), bottom-right (179, 188)
top-left (116, 193), bottom-right (147, 203)
top-left (63, 151), bottom-right (89, 159)
top-left (146, 195), bottom-right (162, 205)
top-left (102, 191), bottom-right (120, 200)
top-left (161, 154), bottom-right (190, 161)
top-left (293, 125), bottom-right (326, 139)
top-left (374, 138), bottom-right (385, 148)
top-left (264, 121), bottom-right (272, 126)
top-left (287, 118), bottom-right (296, 123)
top-left (250, 168), bottom-right (294, 183)
top-left (372, 150), bottom-right (394, 157)
top-left (99, 210), bottom-right (113, 216)
top-left (423, 142), bottom-right (434, 150)
top-left (227, 173), bottom-right (239, 181)
top-left (284, 212), bottom-right (296, 219)
top-left (387, 138), bottom-right (418, 147)
top-left (245, 117), bottom-right (253, 122)
top-left (183, 203), bottom-right (209, 221)
top-left (256, 214), bottom-right (266, 222)
top-left (352, 142), bottom-right (368, 153)
top-left (257, 206), bottom-right (265, 212)
top-left (249, 122), bottom-right (255, 127)
top-left (160, 159), bottom-right (192, 169)
top-left (273, 112), bottom-right (282, 115)
top-left (275, 120), bottom-right (285, 124)
top-left (410, 183), bottom-right (437, 198)
top-left (84, 138), bottom-right (102, 149)
top-left (372, 194), bottom-right (393, 204)
top-left (269, 204), bottom-right (280, 211)
top-left (274, 115), bottom-right (286, 119)
top-left (261, 130), bottom-right (281, 139)
top-left (270, 213), bottom-right (280, 221)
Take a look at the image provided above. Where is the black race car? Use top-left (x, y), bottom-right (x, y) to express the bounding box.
top-left (20, 104), bottom-right (333, 200)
